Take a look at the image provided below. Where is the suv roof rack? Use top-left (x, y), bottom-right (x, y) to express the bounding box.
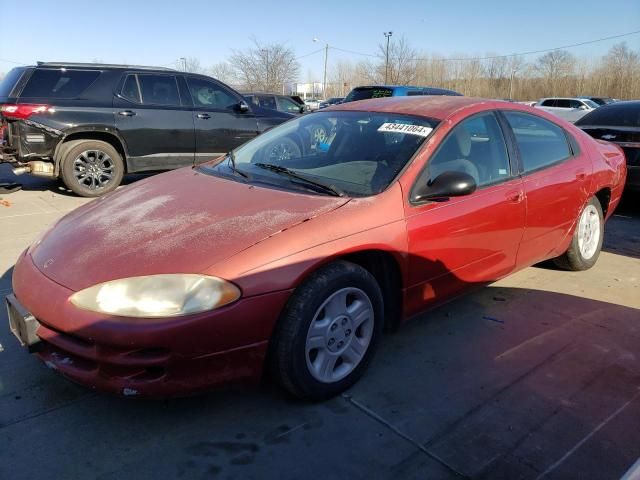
top-left (36, 61), bottom-right (176, 71)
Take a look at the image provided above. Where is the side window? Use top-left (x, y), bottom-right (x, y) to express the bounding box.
top-left (20, 69), bottom-right (100, 99)
top-left (137, 74), bottom-right (180, 106)
top-left (569, 99), bottom-right (583, 109)
top-left (277, 96), bottom-right (302, 113)
top-left (423, 112), bottom-right (511, 188)
top-left (258, 95), bottom-right (277, 110)
top-left (555, 99), bottom-right (571, 109)
top-left (541, 99), bottom-right (555, 107)
top-left (187, 77), bottom-right (238, 109)
top-left (407, 90), bottom-right (424, 96)
top-left (504, 111), bottom-right (572, 173)
top-left (121, 75), bottom-right (141, 103)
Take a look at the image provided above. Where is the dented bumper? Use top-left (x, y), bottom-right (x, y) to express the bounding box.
top-left (10, 250), bottom-right (292, 397)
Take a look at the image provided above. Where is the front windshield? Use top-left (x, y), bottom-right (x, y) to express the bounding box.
top-left (200, 111), bottom-right (438, 197)
top-left (583, 99), bottom-right (600, 109)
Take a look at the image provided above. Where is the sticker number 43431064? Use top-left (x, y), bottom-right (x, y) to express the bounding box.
top-left (377, 123), bottom-right (433, 137)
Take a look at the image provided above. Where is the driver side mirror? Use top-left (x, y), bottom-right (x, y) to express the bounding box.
top-left (412, 171), bottom-right (477, 202)
top-left (577, 105), bottom-right (588, 111)
top-left (299, 106), bottom-right (305, 114)
top-left (238, 101), bottom-right (250, 113)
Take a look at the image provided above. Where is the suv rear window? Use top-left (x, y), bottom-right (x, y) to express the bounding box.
top-left (0, 67), bottom-right (27, 97)
top-left (20, 69), bottom-right (101, 98)
top-left (344, 87), bottom-right (394, 102)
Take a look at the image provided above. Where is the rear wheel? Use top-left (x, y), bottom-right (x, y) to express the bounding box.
top-left (553, 197), bottom-right (604, 271)
top-left (270, 261), bottom-right (384, 400)
top-left (60, 140), bottom-right (124, 197)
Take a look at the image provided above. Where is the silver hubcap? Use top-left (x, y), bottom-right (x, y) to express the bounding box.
top-left (577, 204), bottom-right (600, 260)
top-left (305, 287), bottom-right (374, 383)
top-left (73, 150), bottom-right (114, 190)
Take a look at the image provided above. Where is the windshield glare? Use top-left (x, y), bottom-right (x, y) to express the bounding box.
top-left (215, 111), bottom-right (438, 197)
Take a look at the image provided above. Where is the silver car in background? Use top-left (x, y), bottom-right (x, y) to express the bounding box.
top-left (534, 97), bottom-right (600, 123)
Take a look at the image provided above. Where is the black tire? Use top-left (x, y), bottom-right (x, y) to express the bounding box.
top-left (60, 140), bottom-right (124, 197)
top-left (553, 196), bottom-right (604, 271)
top-left (270, 261), bottom-right (384, 401)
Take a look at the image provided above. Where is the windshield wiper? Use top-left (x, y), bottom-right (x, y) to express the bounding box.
top-left (227, 151), bottom-right (249, 179)
top-left (254, 163), bottom-right (343, 197)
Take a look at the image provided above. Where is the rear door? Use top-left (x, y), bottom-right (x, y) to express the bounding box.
top-left (501, 110), bottom-right (591, 267)
top-left (114, 73), bottom-right (195, 171)
top-left (403, 111), bottom-right (526, 316)
top-left (185, 76), bottom-right (259, 160)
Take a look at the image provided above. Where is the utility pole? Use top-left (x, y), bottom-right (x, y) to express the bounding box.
top-left (179, 57), bottom-right (187, 72)
top-left (384, 32), bottom-right (393, 84)
top-left (323, 43), bottom-right (328, 100)
top-left (509, 69), bottom-right (515, 99)
top-left (261, 49), bottom-right (269, 92)
top-left (313, 38), bottom-right (329, 100)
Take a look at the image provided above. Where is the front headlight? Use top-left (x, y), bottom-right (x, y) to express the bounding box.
top-left (70, 274), bottom-right (241, 318)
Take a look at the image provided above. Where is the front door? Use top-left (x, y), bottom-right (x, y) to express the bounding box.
top-left (185, 76), bottom-right (259, 162)
top-left (403, 111), bottom-right (526, 317)
top-left (114, 73), bottom-right (195, 171)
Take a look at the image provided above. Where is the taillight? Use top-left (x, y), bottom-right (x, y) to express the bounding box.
top-left (0, 104), bottom-right (55, 120)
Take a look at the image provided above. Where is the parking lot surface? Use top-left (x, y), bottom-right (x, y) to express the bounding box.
top-left (1, 164), bottom-right (639, 480)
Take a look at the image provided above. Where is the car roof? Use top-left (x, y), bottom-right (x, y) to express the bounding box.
top-left (34, 62), bottom-right (176, 72)
top-left (539, 97), bottom-right (588, 101)
top-left (330, 96), bottom-right (523, 121)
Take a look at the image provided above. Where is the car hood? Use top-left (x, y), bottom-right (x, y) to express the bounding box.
top-left (30, 168), bottom-right (349, 291)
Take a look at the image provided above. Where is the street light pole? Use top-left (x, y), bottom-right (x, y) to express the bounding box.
top-left (384, 32), bottom-right (393, 84)
top-left (179, 57), bottom-right (187, 72)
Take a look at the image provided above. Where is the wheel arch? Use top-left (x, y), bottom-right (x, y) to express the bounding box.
top-left (54, 130), bottom-right (128, 176)
top-left (594, 187), bottom-right (611, 218)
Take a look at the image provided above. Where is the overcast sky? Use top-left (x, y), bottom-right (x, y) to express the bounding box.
top-left (2, 0), bottom-right (639, 80)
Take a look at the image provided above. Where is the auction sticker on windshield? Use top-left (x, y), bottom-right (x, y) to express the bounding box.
top-left (377, 123), bottom-right (433, 137)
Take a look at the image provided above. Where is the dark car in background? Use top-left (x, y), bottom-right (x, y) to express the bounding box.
top-left (244, 93), bottom-right (307, 114)
top-left (319, 97), bottom-right (344, 109)
top-left (0, 63), bottom-right (293, 196)
top-left (343, 85), bottom-right (462, 103)
top-left (578, 96), bottom-right (616, 106)
top-left (576, 100), bottom-right (640, 191)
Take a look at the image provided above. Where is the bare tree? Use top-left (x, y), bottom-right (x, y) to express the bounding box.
top-left (602, 42), bottom-right (640, 98)
top-left (536, 50), bottom-right (575, 95)
top-left (229, 38), bottom-right (299, 92)
top-left (176, 57), bottom-right (205, 73)
top-left (208, 62), bottom-right (236, 86)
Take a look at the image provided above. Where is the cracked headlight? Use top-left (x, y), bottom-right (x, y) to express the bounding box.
top-left (70, 274), bottom-right (241, 318)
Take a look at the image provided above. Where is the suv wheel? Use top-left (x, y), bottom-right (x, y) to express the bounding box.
top-left (60, 140), bottom-right (124, 197)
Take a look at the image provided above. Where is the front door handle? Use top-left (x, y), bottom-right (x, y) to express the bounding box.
top-left (197, 113), bottom-right (211, 120)
top-left (118, 110), bottom-right (136, 117)
top-left (575, 170), bottom-right (586, 180)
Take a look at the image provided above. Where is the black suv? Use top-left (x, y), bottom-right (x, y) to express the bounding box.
top-left (0, 63), bottom-right (294, 196)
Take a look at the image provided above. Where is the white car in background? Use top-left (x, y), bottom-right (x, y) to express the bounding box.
top-left (534, 97), bottom-right (599, 123)
top-left (304, 98), bottom-right (322, 111)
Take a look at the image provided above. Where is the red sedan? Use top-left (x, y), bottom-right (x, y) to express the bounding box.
top-left (7, 97), bottom-right (627, 400)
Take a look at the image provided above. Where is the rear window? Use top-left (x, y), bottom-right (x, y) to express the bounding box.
top-left (20, 69), bottom-right (101, 99)
top-left (576, 102), bottom-right (640, 127)
top-left (344, 87), bottom-right (394, 102)
top-left (0, 67), bottom-right (27, 97)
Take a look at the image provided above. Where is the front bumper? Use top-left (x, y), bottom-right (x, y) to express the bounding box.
top-left (626, 165), bottom-right (640, 191)
top-left (11, 250), bottom-right (292, 397)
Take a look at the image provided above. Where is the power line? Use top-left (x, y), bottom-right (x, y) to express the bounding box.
top-left (328, 29), bottom-right (640, 62)
top-left (0, 58), bottom-right (28, 65)
top-left (296, 47), bottom-right (325, 60)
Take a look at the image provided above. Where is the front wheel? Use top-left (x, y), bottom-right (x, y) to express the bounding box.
top-left (60, 140), bottom-right (124, 197)
top-left (270, 261), bottom-right (384, 400)
top-left (553, 197), bottom-right (604, 271)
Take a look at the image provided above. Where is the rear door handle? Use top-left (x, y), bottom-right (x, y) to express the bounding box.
top-left (506, 190), bottom-right (523, 203)
top-left (197, 113), bottom-right (211, 120)
top-left (118, 110), bottom-right (136, 117)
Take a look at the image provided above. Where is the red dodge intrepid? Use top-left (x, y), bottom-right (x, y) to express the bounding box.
top-left (7, 97), bottom-right (626, 400)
